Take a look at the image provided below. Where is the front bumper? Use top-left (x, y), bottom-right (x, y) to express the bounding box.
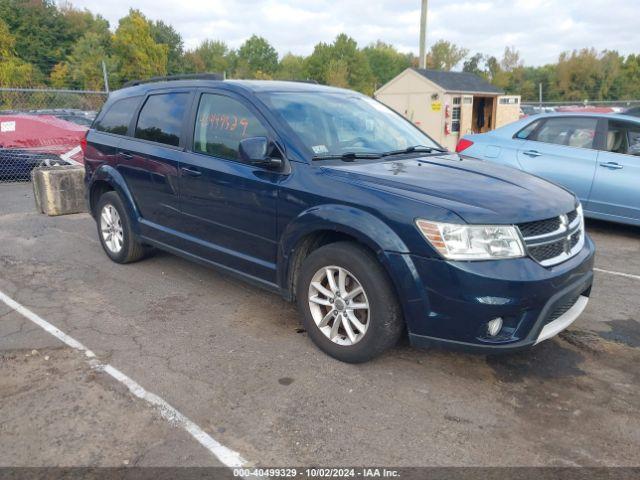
top-left (384, 235), bottom-right (595, 353)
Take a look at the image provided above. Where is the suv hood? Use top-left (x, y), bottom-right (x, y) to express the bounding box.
top-left (322, 154), bottom-right (577, 224)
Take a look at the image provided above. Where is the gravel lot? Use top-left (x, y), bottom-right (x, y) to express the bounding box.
top-left (1, 181), bottom-right (639, 468)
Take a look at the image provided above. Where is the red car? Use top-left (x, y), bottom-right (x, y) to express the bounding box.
top-left (0, 114), bottom-right (87, 181)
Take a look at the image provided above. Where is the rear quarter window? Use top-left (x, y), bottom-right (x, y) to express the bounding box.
top-left (94, 97), bottom-right (141, 135)
top-left (514, 120), bottom-right (540, 139)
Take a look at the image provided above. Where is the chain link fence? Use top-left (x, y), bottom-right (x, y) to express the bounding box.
top-left (0, 88), bottom-right (107, 183)
top-left (521, 99), bottom-right (640, 114)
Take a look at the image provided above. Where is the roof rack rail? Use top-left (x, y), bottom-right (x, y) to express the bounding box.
top-left (122, 73), bottom-right (224, 88)
top-left (290, 79), bottom-right (319, 84)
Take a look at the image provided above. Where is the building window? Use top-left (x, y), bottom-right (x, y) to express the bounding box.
top-left (499, 97), bottom-right (519, 104)
top-left (452, 97), bottom-right (461, 105)
top-left (452, 105), bottom-right (461, 133)
top-left (463, 97), bottom-right (473, 104)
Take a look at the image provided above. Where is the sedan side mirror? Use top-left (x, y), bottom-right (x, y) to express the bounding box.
top-left (239, 137), bottom-right (283, 169)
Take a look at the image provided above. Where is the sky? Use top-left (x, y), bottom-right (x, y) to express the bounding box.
top-left (70, 0), bottom-right (637, 66)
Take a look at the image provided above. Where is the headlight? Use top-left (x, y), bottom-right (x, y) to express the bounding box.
top-left (415, 220), bottom-right (525, 260)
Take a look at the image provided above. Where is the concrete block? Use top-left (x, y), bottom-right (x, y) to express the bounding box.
top-left (32, 165), bottom-right (87, 216)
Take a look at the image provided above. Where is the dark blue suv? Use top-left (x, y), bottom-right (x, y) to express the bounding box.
top-left (85, 77), bottom-right (595, 363)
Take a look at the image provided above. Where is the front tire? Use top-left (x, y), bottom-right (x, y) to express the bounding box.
top-left (96, 191), bottom-right (147, 264)
top-left (296, 242), bottom-right (403, 363)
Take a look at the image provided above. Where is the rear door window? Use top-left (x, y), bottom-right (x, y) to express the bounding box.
top-left (94, 97), bottom-right (140, 135)
top-left (530, 117), bottom-right (598, 149)
top-left (606, 121), bottom-right (640, 156)
top-left (135, 93), bottom-right (190, 147)
top-left (193, 93), bottom-right (268, 161)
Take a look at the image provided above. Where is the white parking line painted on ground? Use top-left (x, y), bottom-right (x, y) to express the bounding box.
top-left (0, 289), bottom-right (247, 468)
top-left (594, 268), bottom-right (640, 281)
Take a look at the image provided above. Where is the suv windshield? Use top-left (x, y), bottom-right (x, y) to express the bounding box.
top-left (258, 92), bottom-right (442, 158)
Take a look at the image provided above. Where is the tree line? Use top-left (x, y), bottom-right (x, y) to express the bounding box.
top-left (2, 0), bottom-right (639, 102)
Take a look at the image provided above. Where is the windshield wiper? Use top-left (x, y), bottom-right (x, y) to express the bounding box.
top-left (381, 145), bottom-right (448, 157)
top-left (312, 152), bottom-right (382, 162)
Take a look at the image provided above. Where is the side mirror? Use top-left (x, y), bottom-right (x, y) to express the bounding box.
top-left (239, 137), bottom-right (282, 169)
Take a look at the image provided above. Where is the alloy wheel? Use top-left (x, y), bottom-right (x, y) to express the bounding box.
top-left (307, 266), bottom-right (370, 346)
top-left (100, 204), bottom-right (124, 254)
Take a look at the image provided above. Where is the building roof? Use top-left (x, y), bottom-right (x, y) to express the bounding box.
top-left (411, 68), bottom-right (504, 94)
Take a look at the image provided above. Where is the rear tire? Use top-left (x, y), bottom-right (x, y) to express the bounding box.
top-left (296, 242), bottom-right (403, 363)
top-left (96, 191), bottom-right (148, 264)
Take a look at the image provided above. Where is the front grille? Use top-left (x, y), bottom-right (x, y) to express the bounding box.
top-left (518, 217), bottom-right (561, 238)
top-left (529, 241), bottom-right (565, 263)
top-left (570, 232), bottom-right (580, 248)
top-left (545, 294), bottom-right (581, 325)
top-left (517, 210), bottom-right (583, 267)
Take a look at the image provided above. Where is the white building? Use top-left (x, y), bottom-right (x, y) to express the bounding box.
top-left (375, 68), bottom-right (521, 151)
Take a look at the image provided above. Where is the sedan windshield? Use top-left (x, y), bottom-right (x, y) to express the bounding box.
top-left (258, 92), bottom-right (442, 158)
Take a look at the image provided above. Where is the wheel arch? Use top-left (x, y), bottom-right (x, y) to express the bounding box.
top-left (88, 165), bottom-right (141, 233)
top-left (278, 204), bottom-right (410, 303)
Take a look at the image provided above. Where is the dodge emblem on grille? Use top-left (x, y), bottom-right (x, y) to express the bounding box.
top-left (559, 214), bottom-right (569, 231)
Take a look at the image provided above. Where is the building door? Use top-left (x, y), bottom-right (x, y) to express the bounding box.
top-left (471, 96), bottom-right (496, 133)
top-left (459, 96), bottom-right (474, 135)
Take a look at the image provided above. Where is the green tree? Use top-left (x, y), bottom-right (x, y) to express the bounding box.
top-left (620, 54), bottom-right (640, 99)
top-left (598, 50), bottom-right (624, 100)
top-left (275, 53), bottom-right (306, 80)
top-left (462, 53), bottom-right (487, 77)
top-left (500, 46), bottom-right (523, 72)
top-left (236, 35), bottom-right (278, 77)
top-left (51, 31), bottom-right (113, 90)
top-left (0, 17), bottom-right (38, 86)
top-left (111, 9), bottom-right (168, 86)
top-left (151, 20), bottom-right (185, 74)
top-left (0, 0), bottom-right (78, 77)
top-left (556, 48), bottom-right (604, 101)
top-left (185, 40), bottom-right (229, 74)
top-left (306, 34), bottom-right (374, 94)
top-left (362, 41), bottom-right (413, 88)
top-left (59, 3), bottom-right (110, 39)
top-left (426, 40), bottom-right (468, 71)
top-left (485, 56), bottom-right (501, 83)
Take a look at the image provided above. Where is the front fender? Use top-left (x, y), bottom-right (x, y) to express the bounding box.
top-left (278, 203), bottom-right (410, 291)
top-left (88, 165), bottom-right (141, 234)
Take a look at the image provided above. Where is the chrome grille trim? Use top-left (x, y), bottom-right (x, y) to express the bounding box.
top-left (521, 215), bottom-right (581, 243)
top-left (518, 210), bottom-right (584, 267)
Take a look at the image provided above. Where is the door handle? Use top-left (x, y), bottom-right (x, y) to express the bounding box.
top-left (523, 150), bottom-right (542, 157)
top-left (119, 151), bottom-right (133, 160)
top-left (599, 162), bottom-right (623, 170)
top-left (181, 167), bottom-right (202, 177)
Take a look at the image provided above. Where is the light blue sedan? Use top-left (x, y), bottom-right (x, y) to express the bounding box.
top-left (457, 113), bottom-right (640, 226)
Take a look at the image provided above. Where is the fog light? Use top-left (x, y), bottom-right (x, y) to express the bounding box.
top-left (487, 317), bottom-right (503, 337)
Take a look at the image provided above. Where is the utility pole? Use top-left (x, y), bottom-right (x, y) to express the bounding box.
top-left (419, 0), bottom-right (428, 69)
top-left (102, 60), bottom-right (110, 94)
top-left (538, 82), bottom-right (542, 110)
